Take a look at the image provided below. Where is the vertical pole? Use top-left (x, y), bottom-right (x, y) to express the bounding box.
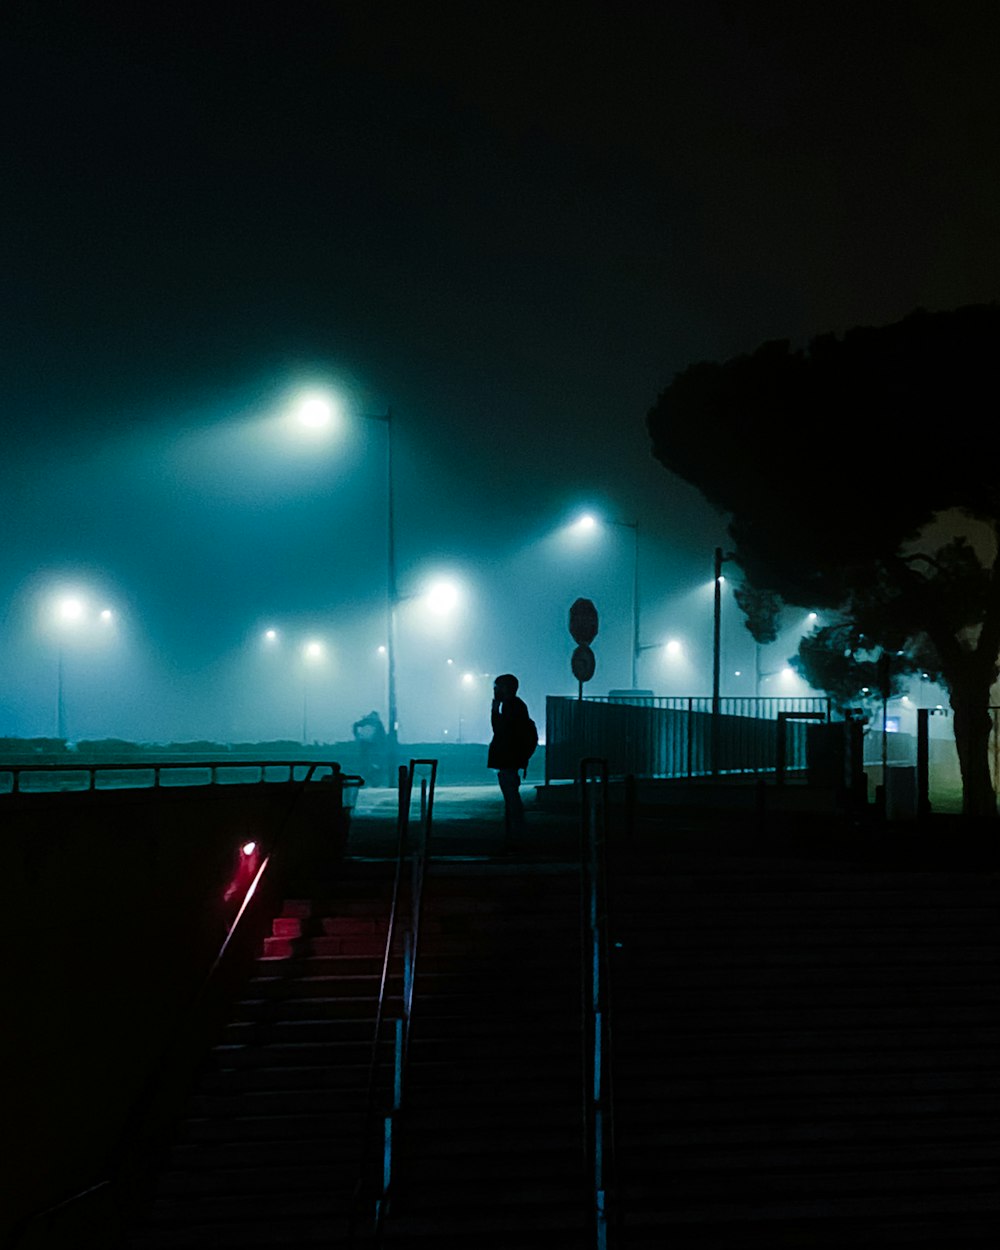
top-left (631, 521), bottom-right (639, 690)
top-left (57, 645), bottom-right (66, 740)
top-left (712, 547), bottom-right (722, 774)
top-left (385, 408), bottom-right (399, 782)
top-left (712, 547), bottom-right (722, 715)
top-left (916, 707), bottom-right (931, 819)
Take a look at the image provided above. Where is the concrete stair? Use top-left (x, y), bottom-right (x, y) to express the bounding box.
top-left (126, 863), bottom-right (401, 1248)
top-left (125, 820), bottom-right (1000, 1248)
top-left (607, 839), bottom-right (1000, 1247)
top-left (374, 862), bottom-right (587, 1247)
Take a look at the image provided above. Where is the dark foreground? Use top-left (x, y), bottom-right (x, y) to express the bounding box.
top-left (9, 781), bottom-right (1000, 1248)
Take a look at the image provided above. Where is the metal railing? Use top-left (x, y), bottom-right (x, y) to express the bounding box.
top-left (0, 758), bottom-right (353, 795)
top-left (547, 695), bottom-right (830, 783)
top-left (5, 760), bottom-right (362, 1250)
top-left (580, 758), bottom-right (618, 1248)
top-left (350, 758), bottom-right (437, 1244)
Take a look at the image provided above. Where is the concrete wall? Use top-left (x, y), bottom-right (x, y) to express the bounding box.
top-left (2, 781), bottom-right (346, 1241)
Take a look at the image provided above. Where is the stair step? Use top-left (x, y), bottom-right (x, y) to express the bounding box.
top-left (616, 1110), bottom-right (1000, 1148)
top-left (210, 1042), bottom-right (378, 1073)
top-left (248, 970), bottom-right (400, 995)
top-left (233, 997), bottom-right (387, 1026)
top-left (154, 1160), bottom-right (361, 1197)
top-left (167, 1133), bottom-right (375, 1171)
top-left (613, 1086), bottom-right (1000, 1128)
top-left (142, 1189), bottom-right (352, 1230)
top-left (617, 1183), bottom-right (1000, 1227)
top-left (611, 965), bottom-right (1000, 995)
top-left (615, 1136), bottom-right (1000, 1177)
top-left (198, 1064), bottom-right (391, 1096)
top-left (130, 1205), bottom-right (347, 1245)
top-left (179, 1110), bottom-right (366, 1144)
top-left (187, 1088), bottom-right (370, 1118)
top-left (612, 929), bottom-right (1000, 954)
top-left (613, 1024), bottom-right (1000, 1059)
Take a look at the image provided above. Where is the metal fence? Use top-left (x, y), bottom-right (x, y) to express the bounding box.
top-left (545, 695), bottom-right (831, 783)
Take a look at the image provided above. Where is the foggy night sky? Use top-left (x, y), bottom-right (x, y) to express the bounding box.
top-left (2, 1), bottom-right (998, 746)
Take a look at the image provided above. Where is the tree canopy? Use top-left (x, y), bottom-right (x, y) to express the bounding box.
top-left (647, 302), bottom-right (1000, 817)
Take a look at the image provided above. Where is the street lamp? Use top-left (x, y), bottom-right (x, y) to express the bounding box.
top-left (362, 409), bottom-right (398, 772)
top-left (50, 592), bottom-right (116, 740)
top-left (455, 668), bottom-right (490, 743)
top-left (712, 547), bottom-right (737, 716)
top-left (300, 637), bottom-right (327, 745)
top-left (290, 393), bottom-right (398, 770)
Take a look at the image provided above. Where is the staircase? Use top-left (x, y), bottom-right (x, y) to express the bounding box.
top-left (607, 828), bottom-right (1000, 1247)
top-left (126, 861), bottom-right (401, 1248)
top-left (126, 797), bottom-right (1000, 1249)
top-left (126, 854), bottom-right (589, 1250)
top-left (376, 860), bottom-right (586, 1248)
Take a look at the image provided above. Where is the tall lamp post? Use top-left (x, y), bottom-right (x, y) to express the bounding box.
top-left (613, 519), bottom-right (640, 690)
top-left (294, 396), bottom-right (398, 775)
top-left (300, 638), bottom-right (326, 745)
top-left (363, 409), bottom-right (398, 774)
top-left (631, 523), bottom-right (639, 689)
top-left (52, 594), bottom-right (115, 741)
top-left (711, 547), bottom-right (734, 774)
top-left (713, 547), bottom-right (723, 717)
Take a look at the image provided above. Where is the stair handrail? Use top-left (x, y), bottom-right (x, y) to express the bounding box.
top-left (350, 758), bottom-right (437, 1244)
top-left (4, 761), bottom-right (362, 1250)
top-left (580, 757), bottom-right (619, 1248)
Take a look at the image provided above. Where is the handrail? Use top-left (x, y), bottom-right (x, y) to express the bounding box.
top-left (580, 757), bottom-right (618, 1248)
top-left (5, 761), bottom-right (362, 1250)
top-left (350, 758), bottom-right (437, 1245)
top-left (0, 758), bottom-right (346, 793)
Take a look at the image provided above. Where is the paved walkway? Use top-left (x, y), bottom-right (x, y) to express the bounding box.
top-left (346, 782), bottom-right (579, 860)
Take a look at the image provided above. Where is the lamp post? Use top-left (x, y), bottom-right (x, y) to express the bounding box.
top-left (615, 518), bottom-right (640, 690)
top-left (711, 547), bottom-right (739, 712)
top-left (300, 638), bottom-right (326, 745)
top-left (51, 593), bottom-right (115, 741)
top-left (599, 516), bottom-right (639, 689)
top-left (292, 396), bottom-right (397, 773)
top-left (363, 409), bottom-right (399, 774)
top-left (713, 547), bottom-right (723, 717)
top-left (711, 548), bottom-right (738, 774)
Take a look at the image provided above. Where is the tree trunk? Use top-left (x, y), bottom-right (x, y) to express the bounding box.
top-left (949, 671), bottom-right (998, 820)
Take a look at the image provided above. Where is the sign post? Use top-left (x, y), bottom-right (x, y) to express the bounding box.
top-left (569, 598), bottom-right (599, 701)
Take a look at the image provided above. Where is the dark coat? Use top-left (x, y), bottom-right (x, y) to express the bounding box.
top-left (487, 695), bottom-right (531, 769)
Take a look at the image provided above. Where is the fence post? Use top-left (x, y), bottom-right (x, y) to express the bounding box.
top-left (776, 713), bottom-right (788, 785)
top-left (916, 707), bottom-right (930, 819)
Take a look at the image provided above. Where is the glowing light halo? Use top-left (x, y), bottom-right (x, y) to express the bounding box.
top-left (292, 392), bottom-right (336, 431)
top-left (57, 595), bottom-right (86, 624)
top-left (425, 579), bottom-right (460, 615)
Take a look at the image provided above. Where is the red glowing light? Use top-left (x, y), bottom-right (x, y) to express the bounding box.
top-left (241, 841), bottom-right (257, 856)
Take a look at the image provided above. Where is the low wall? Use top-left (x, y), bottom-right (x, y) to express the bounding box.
top-left (2, 780), bottom-right (348, 1241)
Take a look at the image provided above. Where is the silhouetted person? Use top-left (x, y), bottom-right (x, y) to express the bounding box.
top-left (352, 709), bottom-right (386, 785)
top-left (488, 673), bottom-right (531, 842)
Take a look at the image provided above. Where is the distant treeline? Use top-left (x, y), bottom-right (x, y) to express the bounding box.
top-left (0, 737), bottom-right (326, 757)
top-left (0, 737), bottom-right (495, 759)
